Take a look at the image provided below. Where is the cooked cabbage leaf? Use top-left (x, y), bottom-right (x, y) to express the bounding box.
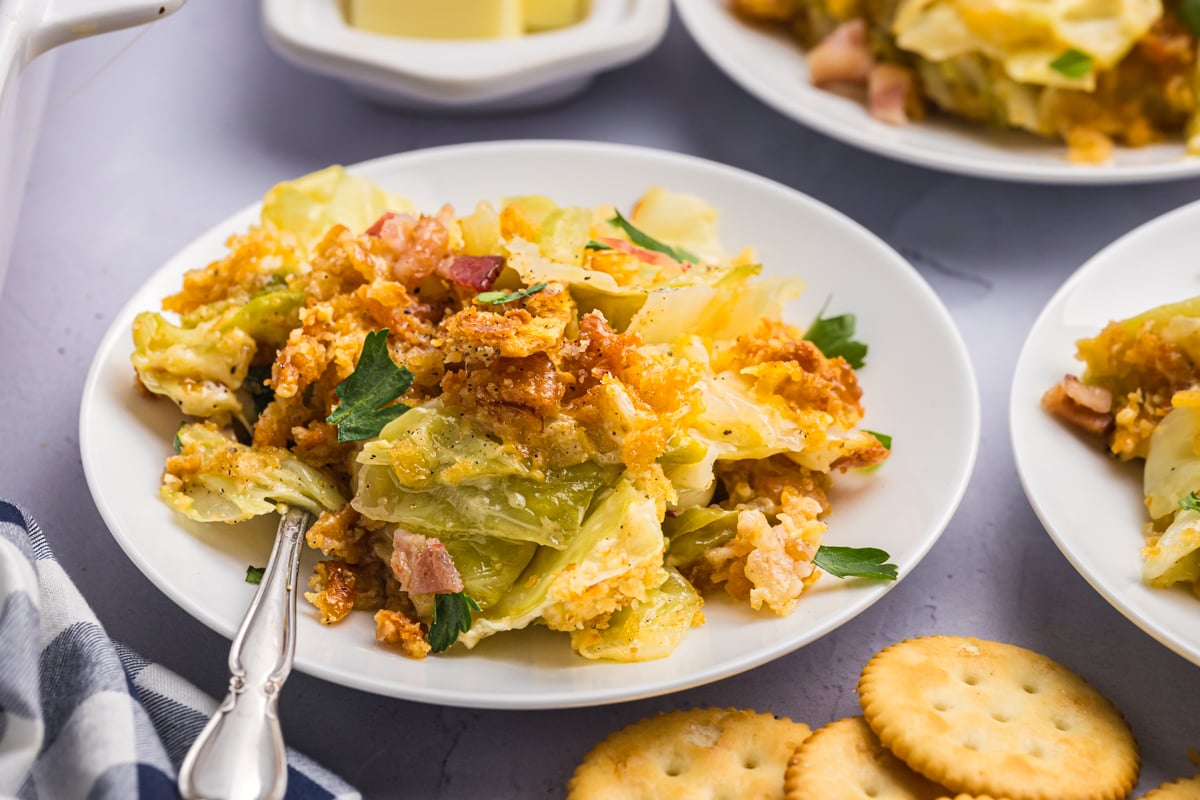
top-left (458, 474), bottom-right (666, 647)
top-left (1143, 508), bottom-right (1200, 588)
top-left (659, 432), bottom-right (719, 508)
top-left (131, 310), bottom-right (254, 423)
top-left (441, 537), bottom-right (538, 610)
top-left (228, 288), bottom-right (306, 349)
top-left (628, 272), bottom-right (804, 345)
top-left (162, 422), bottom-right (344, 522)
top-left (664, 506), bottom-right (740, 569)
top-left (1144, 405), bottom-right (1200, 520)
top-left (260, 165), bottom-right (413, 250)
top-left (354, 404), bottom-right (618, 547)
top-left (628, 188), bottom-right (725, 265)
top-left (570, 568), bottom-right (704, 661)
top-left (362, 403), bottom-right (537, 487)
top-left (353, 460), bottom-right (617, 548)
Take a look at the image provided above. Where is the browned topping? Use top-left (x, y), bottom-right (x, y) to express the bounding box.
top-left (304, 560), bottom-right (358, 624)
top-left (306, 505), bottom-right (371, 564)
top-left (716, 455), bottom-right (832, 514)
top-left (374, 609), bottom-right (431, 659)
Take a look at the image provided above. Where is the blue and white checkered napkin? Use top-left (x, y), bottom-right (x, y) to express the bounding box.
top-left (0, 501), bottom-right (360, 800)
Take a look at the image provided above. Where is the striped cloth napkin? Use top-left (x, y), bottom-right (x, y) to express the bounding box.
top-left (0, 501), bottom-right (360, 800)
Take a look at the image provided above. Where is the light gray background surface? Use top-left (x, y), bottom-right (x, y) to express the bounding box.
top-left (3, 1), bottom-right (1199, 796)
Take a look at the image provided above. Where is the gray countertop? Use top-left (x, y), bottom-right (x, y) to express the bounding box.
top-left (3, 1), bottom-right (1199, 796)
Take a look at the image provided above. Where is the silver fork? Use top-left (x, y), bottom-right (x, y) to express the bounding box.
top-left (178, 507), bottom-right (313, 800)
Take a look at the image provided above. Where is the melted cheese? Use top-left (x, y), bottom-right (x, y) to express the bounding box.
top-left (892, 0), bottom-right (1162, 89)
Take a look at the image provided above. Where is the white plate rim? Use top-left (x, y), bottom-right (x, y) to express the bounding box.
top-left (1010, 197), bottom-right (1200, 667)
top-left (674, 0), bottom-right (1200, 186)
top-left (80, 139), bottom-right (981, 708)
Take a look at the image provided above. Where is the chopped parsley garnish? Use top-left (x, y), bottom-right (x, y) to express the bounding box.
top-left (1179, 492), bottom-right (1200, 512)
top-left (608, 210), bottom-right (698, 264)
top-left (172, 423), bottom-right (184, 454)
top-left (476, 282), bottom-right (548, 305)
top-left (245, 565), bottom-right (266, 585)
top-left (814, 546), bottom-right (897, 581)
top-left (1049, 48), bottom-right (1093, 78)
top-left (1181, 0), bottom-right (1200, 36)
top-left (804, 304), bottom-right (869, 369)
top-left (866, 430), bottom-right (892, 450)
top-left (428, 592), bottom-right (481, 652)
top-left (586, 240), bottom-right (613, 251)
top-left (326, 329), bottom-right (414, 442)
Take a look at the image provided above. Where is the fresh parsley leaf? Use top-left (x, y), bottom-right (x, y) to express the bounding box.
top-left (814, 546), bottom-right (897, 581)
top-left (608, 210), bottom-right (698, 264)
top-left (866, 430), bottom-right (892, 450)
top-left (1049, 48), bottom-right (1093, 78)
top-left (1181, 0), bottom-right (1200, 36)
top-left (428, 592), bottom-right (481, 653)
top-left (1180, 492), bottom-right (1200, 512)
top-left (173, 423), bottom-right (184, 454)
top-left (326, 329), bottom-right (414, 442)
top-left (475, 282), bottom-right (548, 305)
top-left (586, 240), bottom-right (613, 251)
top-left (245, 565), bottom-right (266, 584)
top-left (803, 306), bottom-right (869, 369)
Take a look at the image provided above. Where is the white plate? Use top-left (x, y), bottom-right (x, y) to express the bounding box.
top-left (675, 0), bottom-right (1200, 185)
top-left (80, 141), bottom-right (979, 709)
top-left (1012, 199), bottom-right (1200, 666)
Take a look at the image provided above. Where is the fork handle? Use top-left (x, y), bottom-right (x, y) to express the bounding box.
top-left (177, 508), bottom-right (311, 800)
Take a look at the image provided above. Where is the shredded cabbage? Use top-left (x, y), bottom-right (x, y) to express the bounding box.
top-left (458, 473), bottom-right (666, 649)
top-left (162, 423), bottom-right (344, 523)
top-left (260, 165), bottom-right (412, 250)
top-left (131, 311), bottom-right (254, 423)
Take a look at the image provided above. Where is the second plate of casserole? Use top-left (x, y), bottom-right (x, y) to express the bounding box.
top-left (677, 0), bottom-right (1200, 184)
top-left (1013, 198), bottom-right (1200, 667)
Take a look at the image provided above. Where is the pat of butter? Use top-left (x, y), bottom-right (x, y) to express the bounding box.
top-left (524, 0), bottom-right (585, 31)
top-left (347, 0), bottom-right (523, 39)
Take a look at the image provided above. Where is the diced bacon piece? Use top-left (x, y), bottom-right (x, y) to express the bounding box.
top-left (1062, 374), bottom-right (1112, 413)
top-left (868, 63), bottom-right (913, 125)
top-left (436, 255), bottom-right (505, 291)
top-left (365, 212), bottom-right (401, 237)
top-left (595, 236), bottom-right (680, 268)
top-left (808, 19), bottom-right (873, 86)
top-left (390, 529), bottom-right (464, 595)
top-left (1042, 376), bottom-right (1114, 438)
top-left (371, 208), bottom-right (452, 289)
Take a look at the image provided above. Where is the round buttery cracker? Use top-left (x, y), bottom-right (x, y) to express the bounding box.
top-left (567, 707), bottom-right (811, 800)
top-left (857, 636), bottom-right (1138, 800)
top-left (1136, 775), bottom-right (1200, 799)
top-left (784, 716), bottom-right (947, 800)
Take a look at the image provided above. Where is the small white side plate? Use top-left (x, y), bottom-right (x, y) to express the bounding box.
top-left (261, 0), bottom-right (669, 110)
top-left (81, 140), bottom-right (979, 708)
top-left (1012, 199), bottom-right (1200, 666)
top-left (675, 0), bottom-right (1200, 184)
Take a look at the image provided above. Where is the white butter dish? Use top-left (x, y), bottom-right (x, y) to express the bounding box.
top-left (261, 0), bottom-right (670, 111)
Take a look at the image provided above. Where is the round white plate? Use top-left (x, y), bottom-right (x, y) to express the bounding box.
top-left (1012, 199), bottom-right (1200, 666)
top-left (675, 0), bottom-right (1200, 185)
top-left (80, 140), bottom-right (979, 708)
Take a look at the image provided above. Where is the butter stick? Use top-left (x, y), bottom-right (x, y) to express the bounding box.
top-left (347, 0), bottom-right (524, 39)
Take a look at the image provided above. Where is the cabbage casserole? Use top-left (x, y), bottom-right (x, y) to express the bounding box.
top-left (132, 167), bottom-right (893, 661)
top-left (735, 0), bottom-right (1200, 162)
top-left (1044, 297), bottom-right (1200, 597)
